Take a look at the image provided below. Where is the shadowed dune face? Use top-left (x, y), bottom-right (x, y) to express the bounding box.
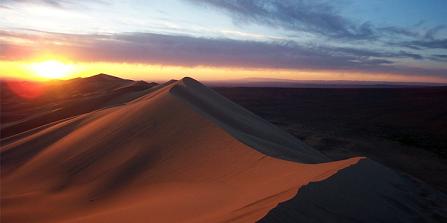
top-left (170, 77), bottom-right (327, 163)
top-left (260, 158), bottom-right (447, 223)
top-left (1, 77), bottom-right (361, 223)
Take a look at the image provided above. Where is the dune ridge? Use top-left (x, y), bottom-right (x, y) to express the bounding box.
top-left (1, 77), bottom-right (362, 223)
top-left (170, 77), bottom-right (327, 163)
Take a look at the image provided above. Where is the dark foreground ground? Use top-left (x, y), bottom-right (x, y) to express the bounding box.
top-left (215, 87), bottom-right (447, 192)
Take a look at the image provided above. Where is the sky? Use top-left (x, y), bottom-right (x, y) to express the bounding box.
top-left (0, 0), bottom-right (446, 82)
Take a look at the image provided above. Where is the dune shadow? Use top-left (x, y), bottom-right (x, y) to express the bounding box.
top-left (1, 119), bottom-right (85, 174)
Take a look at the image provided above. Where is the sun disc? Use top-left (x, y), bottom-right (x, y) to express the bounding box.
top-left (30, 60), bottom-right (74, 79)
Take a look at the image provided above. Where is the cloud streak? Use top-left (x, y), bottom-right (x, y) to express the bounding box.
top-left (187, 0), bottom-right (447, 52)
top-left (1, 0), bottom-right (73, 8)
top-left (400, 39), bottom-right (447, 50)
top-left (188, 0), bottom-right (378, 40)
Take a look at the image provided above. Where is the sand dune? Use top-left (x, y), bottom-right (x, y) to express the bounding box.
top-left (0, 74), bottom-right (157, 138)
top-left (2, 77), bottom-right (445, 223)
top-left (1, 77), bottom-right (362, 223)
top-left (261, 158), bottom-right (447, 222)
top-left (171, 78), bottom-right (327, 163)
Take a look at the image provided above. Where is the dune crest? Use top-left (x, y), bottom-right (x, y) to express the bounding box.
top-left (1, 77), bottom-right (361, 223)
top-left (170, 77), bottom-right (328, 163)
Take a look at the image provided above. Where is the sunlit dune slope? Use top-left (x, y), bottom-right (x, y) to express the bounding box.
top-left (1, 77), bottom-right (361, 223)
top-left (0, 74), bottom-right (158, 138)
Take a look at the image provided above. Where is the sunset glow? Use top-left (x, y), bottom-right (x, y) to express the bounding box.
top-left (3, 60), bottom-right (446, 83)
top-left (0, 0), bottom-right (446, 83)
top-left (29, 60), bottom-right (74, 79)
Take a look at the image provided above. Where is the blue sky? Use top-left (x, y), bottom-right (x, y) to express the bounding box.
top-left (0, 0), bottom-right (446, 82)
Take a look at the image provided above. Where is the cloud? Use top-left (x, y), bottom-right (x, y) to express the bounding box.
top-left (187, 0), bottom-right (377, 40)
top-left (430, 54), bottom-right (447, 62)
top-left (401, 39), bottom-right (447, 49)
top-left (186, 0), bottom-right (447, 55)
top-left (0, 0), bottom-right (106, 9)
top-left (424, 25), bottom-right (446, 40)
top-left (396, 51), bottom-right (424, 60)
top-left (1, 31), bottom-right (378, 68)
top-left (0, 0), bottom-right (72, 7)
top-left (1, 30), bottom-right (445, 78)
top-left (378, 26), bottom-right (419, 38)
top-left (395, 25), bottom-right (447, 50)
top-left (331, 47), bottom-right (424, 60)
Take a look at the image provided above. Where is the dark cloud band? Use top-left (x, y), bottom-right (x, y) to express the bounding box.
top-left (1, 30), bottom-right (446, 78)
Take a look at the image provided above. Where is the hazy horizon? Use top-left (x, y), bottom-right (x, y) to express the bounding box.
top-left (3, 73), bottom-right (447, 88)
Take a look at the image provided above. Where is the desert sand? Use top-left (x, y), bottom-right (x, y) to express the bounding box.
top-left (1, 77), bottom-right (361, 223)
top-left (0, 74), bottom-right (157, 138)
top-left (1, 76), bottom-right (446, 223)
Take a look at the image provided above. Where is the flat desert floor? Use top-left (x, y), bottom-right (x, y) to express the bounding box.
top-left (216, 87), bottom-right (447, 193)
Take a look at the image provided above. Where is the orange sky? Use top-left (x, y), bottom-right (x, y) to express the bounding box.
top-left (1, 31), bottom-right (445, 83)
top-left (2, 60), bottom-right (446, 83)
top-left (1, 1), bottom-right (446, 83)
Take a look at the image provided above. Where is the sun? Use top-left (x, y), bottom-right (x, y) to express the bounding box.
top-left (30, 60), bottom-right (74, 79)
